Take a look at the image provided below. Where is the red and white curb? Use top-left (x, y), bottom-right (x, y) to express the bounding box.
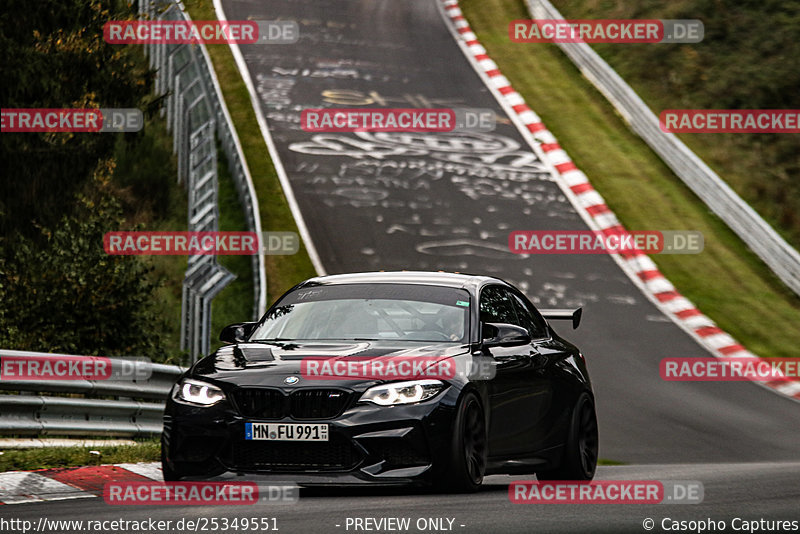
top-left (439, 0), bottom-right (800, 401)
top-left (0, 463), bottom-right (162, 505)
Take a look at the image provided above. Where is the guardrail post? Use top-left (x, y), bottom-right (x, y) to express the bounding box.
top-left (138, 0), bottom-right (271, 362)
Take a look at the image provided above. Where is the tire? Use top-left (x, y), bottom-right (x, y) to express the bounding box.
top-left (161, 437), bottom-right (181, 481)
top-left (537, 392), bottom-right (598, 481)
top-left (439, 391), bottom-right (487, 493)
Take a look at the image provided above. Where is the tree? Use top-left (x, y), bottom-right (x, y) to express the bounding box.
top-left (0, 162), bottom-right (167, 357)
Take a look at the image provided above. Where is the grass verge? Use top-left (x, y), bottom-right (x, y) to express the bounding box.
top-left (183, 0), bottom-right (317, 307)
top-left (459, 0), bottom-right (800, 357)
top-left (211, 145), bottom-right (256, 353)
top-left (0, 440), bottom-right (160, 472)
top-left (550, 0), bottom-right (800, 250)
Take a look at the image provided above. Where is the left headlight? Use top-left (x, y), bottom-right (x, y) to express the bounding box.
top-left (359, 379), bottom-right (445, 406)
top-left (173, 378), bottom-right (226, 407)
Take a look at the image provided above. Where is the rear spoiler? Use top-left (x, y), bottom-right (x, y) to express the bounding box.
top-left (540, 308), bottom-right (582, 330)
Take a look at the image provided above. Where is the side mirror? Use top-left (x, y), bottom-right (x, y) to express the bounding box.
top-left (219, 322), bottom-right (257, 344)
top-left (481, 323), bottom-right (531, 348)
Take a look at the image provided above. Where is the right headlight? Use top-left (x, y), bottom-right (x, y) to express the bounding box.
top-left (359, 379), bottom-right (445, 406)
top-left (173, 378), bottom-right (226, 407)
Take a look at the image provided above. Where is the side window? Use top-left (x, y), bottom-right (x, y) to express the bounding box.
top-left (479, 286), bottom-right (519, 326)
top-left (509, 292), bottom-right (548, 339)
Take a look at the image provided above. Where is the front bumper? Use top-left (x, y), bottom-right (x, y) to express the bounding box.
top-left (163, 387), bottom-right (460, 486)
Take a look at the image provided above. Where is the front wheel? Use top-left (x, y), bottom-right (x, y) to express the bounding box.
top-left (439, 391), bottom-right (487, 493)
top-left (161, 437), bottom-right (182, 481)
top-left (538, 392), bottom-right (598, 481)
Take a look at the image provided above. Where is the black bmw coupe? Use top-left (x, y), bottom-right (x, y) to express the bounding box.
top-left (162, 271), bottom-right (598, 492)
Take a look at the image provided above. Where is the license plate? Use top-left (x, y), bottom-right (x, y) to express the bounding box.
top-left (245, 422), bottom-right (329, 441)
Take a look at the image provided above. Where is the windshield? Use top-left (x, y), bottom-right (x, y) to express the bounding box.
top-left (250, 283), bottom-right (470, 343)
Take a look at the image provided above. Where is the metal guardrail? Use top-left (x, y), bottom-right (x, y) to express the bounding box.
top-left (527, 0), bottom-right (800, 296)
top-left (138, 0), bottom-right (268, 361)
top-left (0, 350), bottom-right (184, 438)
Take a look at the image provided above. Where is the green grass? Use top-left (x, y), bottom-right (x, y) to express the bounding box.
top-left (0, 440), bottom-right (160, 472)
top-left (184, 0), bottom-right (317, 306)
top-left (598, 458), bottom-right (626, 466)
top-left (460, 0), bottom-right (800, 357)
top-left (211, 146), bottom-right (256, 354)
top-left (551, 0), bottom-right (800, 250)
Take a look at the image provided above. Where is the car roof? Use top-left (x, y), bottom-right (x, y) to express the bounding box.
top-left (299, 271), bottom-right (509, 294)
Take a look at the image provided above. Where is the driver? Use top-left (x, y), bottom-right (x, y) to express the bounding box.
top-left (439, 310), bottom-right (465, 342)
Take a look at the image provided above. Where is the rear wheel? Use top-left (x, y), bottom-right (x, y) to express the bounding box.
top-left (538, 392), bottom-right (598, 481)
top-left (440, 392), bottom-right (487, 492)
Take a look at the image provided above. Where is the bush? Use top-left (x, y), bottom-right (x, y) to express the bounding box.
top-left (0, 163), bottom-right (167, 357)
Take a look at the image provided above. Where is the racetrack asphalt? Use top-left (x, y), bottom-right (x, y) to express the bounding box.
top-left (219, 0), bottom-right (800, 463)
top-left (6, 464), bottom-right (800, 533)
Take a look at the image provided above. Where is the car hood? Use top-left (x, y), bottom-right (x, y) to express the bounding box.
top-left (190, 340), bottom-right (471, 388)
